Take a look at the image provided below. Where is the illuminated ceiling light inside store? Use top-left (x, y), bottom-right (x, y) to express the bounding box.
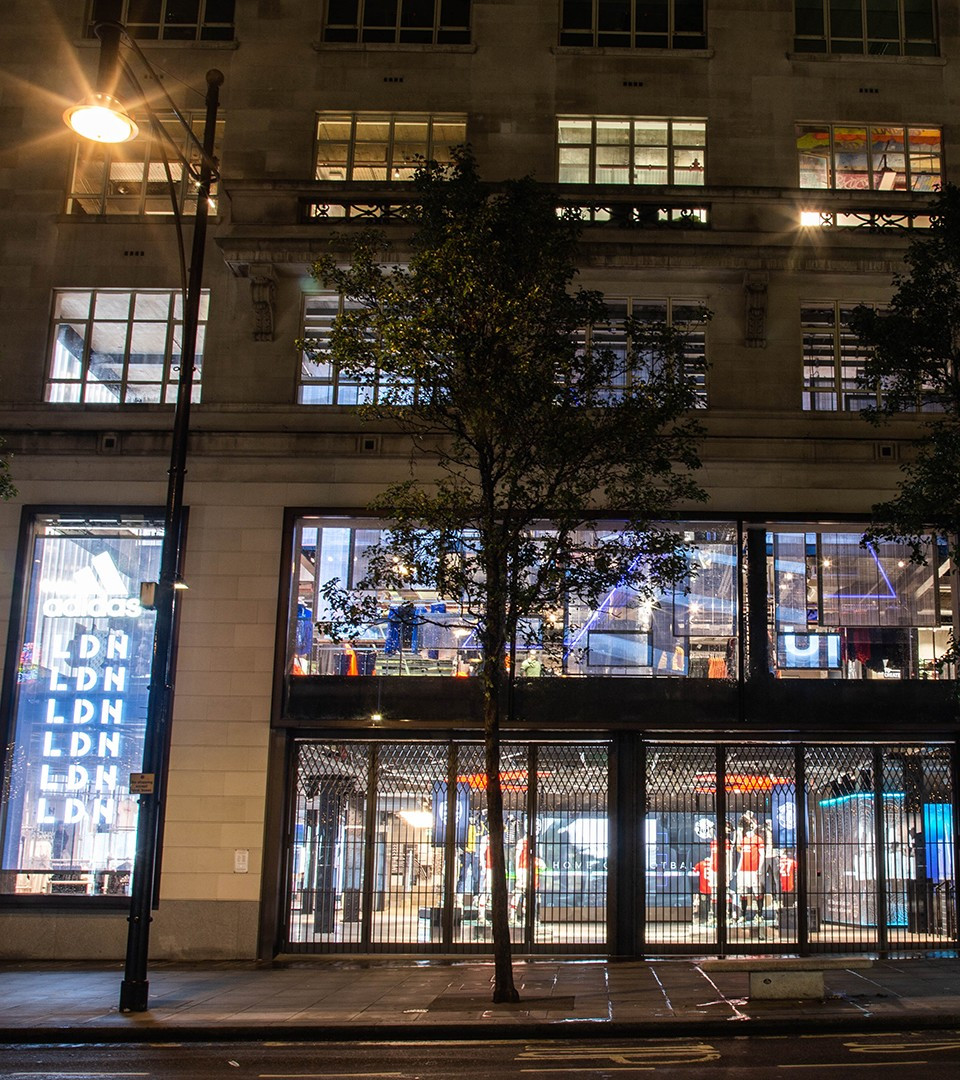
top-left (398, 810), bottom-right (434, 829)
top-left (173, 577), bottom-right (189, 591)
top-left (822, 559), bottom-right (831, 568)
top-left (63, 93), bottom-right (139, 143)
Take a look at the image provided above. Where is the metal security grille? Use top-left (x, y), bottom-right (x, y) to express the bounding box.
top-left (370, 743), bottom-right (449, 947)
top-left (284, 740), bottom-right (610, 953)
top-left (724, 746), bottom-right (797, 951)
top-left (645, 745), bottom-right (719, 950)
top-left (882, 745), bottom-right (956, 948)
top-left (284, 739), bottom-right (955, 955)
top-left (534, 745), bottom-right (609, 947)
top-left (287, 742), bottom-right (369, 950)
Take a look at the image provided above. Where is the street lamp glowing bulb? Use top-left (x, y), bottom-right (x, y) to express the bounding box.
top-left (64, 93), bottom-right (139, 143)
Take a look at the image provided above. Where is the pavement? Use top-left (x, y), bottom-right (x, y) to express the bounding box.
top-left (1, 955), bottom-right (959, 1043)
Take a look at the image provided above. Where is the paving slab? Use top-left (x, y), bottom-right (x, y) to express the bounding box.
top-left (0, 957), bottom-right (957, 1043)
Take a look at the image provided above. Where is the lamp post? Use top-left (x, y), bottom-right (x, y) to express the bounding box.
top-left (64, 21), bottom-right (223, 1014)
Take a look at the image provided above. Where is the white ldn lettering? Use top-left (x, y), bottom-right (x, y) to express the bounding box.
top-left (69, 731), bottom-right (92, 757)
top-left (42, 731), bottom-right (62, 758)
top-left (101, 700), bottom-right (123, 725)
top-left (92, 798), bottom-right (115, 825)
top-left (95, 765), bottom-right (118, 791)
top-left (103, 666), bottom-right (127, 692)
top-left (48, 667), bottom-right (68, 691)
top-left (75, 667), bottom-right (97, 692)
top-left (63, 798), bottom-right (86, 823)
top-left (39, 764), bottom-right (57, 790)
top-left (98, 732), bottom-right (121, 757)
top-left (73, 699), bottom-right (95, 725)
top-left (45, 700), bottom-right (65, 725)
top-left (67, 765), bottom-right (89, 790)
top-left (107, 631), bottom-right (130, 660)
top-left (37, 798), bottom-right (56, 824)
top-left (79, 634), bottom-right (100, 659)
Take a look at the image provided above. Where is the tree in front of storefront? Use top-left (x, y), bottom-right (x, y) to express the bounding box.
top-left (304, 148), bottom-right (707, 1003)
top-left (850, 184), bottom-right (960, 596)
top-left (0, 438), bottom-right (14, 501)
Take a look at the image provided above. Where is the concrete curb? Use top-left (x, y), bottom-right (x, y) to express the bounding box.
top-left (3, 1014), bottom-right (960, 1044)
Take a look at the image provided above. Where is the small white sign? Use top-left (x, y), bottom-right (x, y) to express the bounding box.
top-left (129, 772), bottom-right (155, 794)
top-left (234, 848), bottom-right (249, 874)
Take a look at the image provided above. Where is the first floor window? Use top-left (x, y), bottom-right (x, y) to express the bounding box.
top-left (87, 0), bottom-right (235, 41)
top-left (797, 123), bottom-right (941, 191)
top-left (315, 113), bottom-right (467, 181)
top-left (793, 0), bottom-right (937, 55)
top-left (558, 117), bottom-right (706, 185)
top-left (801, 302), bottom-right (879, 412)
top-left (66, 111), bottom-right (225, 217)
top-left (322, 0), bottom-right (471, 43)
top-left (46, 288), bottom-right (208, 405)
top-left (0, 512), bottom-right (163, 898)
top-left (560, 0), bottom-right (706, 49)
top-left (299, 293), bottom-right (416, 405)
top-left (577, 296), bottom-right (708, 405)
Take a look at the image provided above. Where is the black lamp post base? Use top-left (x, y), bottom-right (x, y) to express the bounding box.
top-left (119, 979), bottom-right (150, 1013)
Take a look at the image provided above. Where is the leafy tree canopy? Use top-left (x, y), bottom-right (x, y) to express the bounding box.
top-left (0, 439), bottom-right (15, 503)
top-left (851, 184), bottom-right (960, 565)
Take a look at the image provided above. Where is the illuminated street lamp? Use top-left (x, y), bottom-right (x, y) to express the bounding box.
top-left (63, 19), bottom-right (223, 1014)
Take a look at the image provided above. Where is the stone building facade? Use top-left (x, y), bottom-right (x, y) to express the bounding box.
top-left (0, 1), bottom-right (957, 960)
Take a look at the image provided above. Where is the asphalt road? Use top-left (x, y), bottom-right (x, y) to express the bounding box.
top-left (1, 1033), bottom-right (959, 1079)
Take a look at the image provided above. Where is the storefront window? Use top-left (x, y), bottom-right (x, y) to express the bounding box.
top-left (768, 528), bottom-right (953, 680)
top-left (285, 739), bottom-right (609, 952)
top-left (0, 513), bottom-right (162, 897)
top-left (286, 518), bottom-right (738, 679)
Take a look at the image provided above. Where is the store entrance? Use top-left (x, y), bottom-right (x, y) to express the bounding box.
top-left (643, 742), bottom-right (957, 954)
top-left (283, 740), bottom-right (609, 954)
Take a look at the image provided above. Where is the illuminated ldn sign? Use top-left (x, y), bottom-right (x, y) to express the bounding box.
top-left (0, 517), bottom-right (161, 896)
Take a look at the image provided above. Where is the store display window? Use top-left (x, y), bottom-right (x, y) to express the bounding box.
top-left (285, 517), bottom-right (738, 679)
top-left (0, 512), bottom-right (162, 898)
top-left (768, 528), bottom-right (953, 680)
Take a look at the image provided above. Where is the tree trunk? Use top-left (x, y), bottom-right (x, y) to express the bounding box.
top-left (482, 647), bottom-right (519, 1003)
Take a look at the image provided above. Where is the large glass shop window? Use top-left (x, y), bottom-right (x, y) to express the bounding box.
top-left (0, 514), bottom-right (162, 897)
top-left (769, 529), bottom-right (952, 680)
top-left (287, 518), bottom-right (738, 679)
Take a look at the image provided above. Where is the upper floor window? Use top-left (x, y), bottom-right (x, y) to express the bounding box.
top-left (300, 292), bottom-right (706, 406)
top-left (801, 302), bottom-right (879, 412)
top-left (67, 112), bottom-right (225, 217)
top-left (322, 0), bottom-right (471, 43)
top-left (793, 0), bottom-right (937, 56)
top-left (46, 289), bottom-right (208, 405)
top-left (797, 124), bottom-right (941, 191)
top-left (315, 113), bottom-right (467, 181)
top-left (577, 297), bottom-right (707, 406)
top-left (560, 0), bottom-right (706, 49)
top-left (87, 0), bottom-right (235, 41)
top-left (300, 293), bottom-right (413, 405)
top-left (558, 117), bottom-right (705, 185)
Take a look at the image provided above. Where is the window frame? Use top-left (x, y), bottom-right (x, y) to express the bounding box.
top-left (559, 0), bottom-right (707, 49)
top-left (314, 113), bottom-right (468, 183)
top-left (0, 506), bottom-right (166, 907)
top-left (792, 0), bottom-right (938, 56)
top-left (87, 0), bottom-right (236, 42)
top-left (801, 301), bottom-right (883, 413)
top-left (321, 0), bottom-right (472, 44)
top-left (299, 292), bottom-right (707, 407)
top-left (66, 111), bottom-right (225, 218)
top-left (796, 123), bottom-right (942, 193)
top-left (557, 117), bottom-right (707, 186)
top-left (45, 288), bottom-right (209, 406)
